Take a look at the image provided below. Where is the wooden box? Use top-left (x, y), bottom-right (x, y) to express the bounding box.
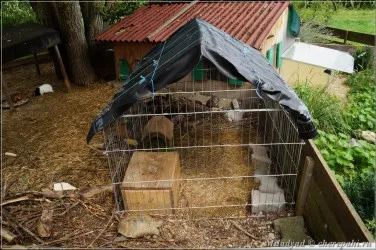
top-left (122, 151), bottom-right (181, 214)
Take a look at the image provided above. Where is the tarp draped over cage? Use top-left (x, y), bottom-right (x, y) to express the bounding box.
top-left (87, 18), bottom-right (316, 143)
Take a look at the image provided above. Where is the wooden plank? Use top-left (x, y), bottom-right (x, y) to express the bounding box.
top-left (53, 45), bottom-right (71, 92)
top-left (300, 139), bottom-right (373, 242)
top-left (123, 151), bottom-right (180, 189)
top-left (123, 189), bottom-right (172, 214)
top-left (3, 52), bottom-right (51, 70)
top-left (347, 31), bottom-right (375, 46)
top-left (307, 179), bottom-right (348, 241)
top-left (295, 156), bottom-right (314, 216)
top-left (147, 1), bottom-right (198, 41)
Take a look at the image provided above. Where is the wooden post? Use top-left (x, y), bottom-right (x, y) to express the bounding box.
top-left (2, 80), bottom-right (14, 111)
top-left (344, 30), bottom-right (349, 44)
top-left (53, 45), bottom-right (71, 91)
top-left (295, 156), bottom-right (314, 216)
top-left (33, 53), bottom-right (41, 76)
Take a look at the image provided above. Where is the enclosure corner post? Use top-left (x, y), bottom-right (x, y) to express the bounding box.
top-left (295, 156), bottom-right (314, 216)
top-left (53, 45), bottom-right (71, 92)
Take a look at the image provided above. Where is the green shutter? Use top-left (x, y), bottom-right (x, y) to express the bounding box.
top-left (229, 78), bottom-right (243, 86)
top-left (192, 60), bottom-right (204, 81)
top-left (276, 42), bottom-right (283, 68)
top-left (119, 59), bottom-right (129, 81)
top-left (266, 47), bottom-right (274, 65)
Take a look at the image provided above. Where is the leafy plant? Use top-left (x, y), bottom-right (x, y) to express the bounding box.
top-left (353, 47), bottom-right (374, 72)
top-left (294, 83), bottom-right (347, 134)
top-left (345, 92), bottom-right (376, 131)
top-left (103, 1), bottom-right (146, 25)
top-left (344, 69), bottom-right (376, 131)
top-left (1, 1), bottom-right (36, 29)
top-left (314, 130), bottom-right (376, 181)
top-left (299, 21), bottom-right (333, 43)
top-left (346, 69), bottom-right (375, 93)
top-left (343, 174), bottom-right (376, 237)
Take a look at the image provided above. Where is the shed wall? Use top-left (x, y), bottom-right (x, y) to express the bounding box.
top-left (114, 42), bottom-right (156, 79)
top-left (280, 58), bottom-right (331, 86)
top-left (260, 8), bottom-right (293, 55)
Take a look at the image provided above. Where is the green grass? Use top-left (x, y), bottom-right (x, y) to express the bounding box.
top-left (298, 8), bottom-right (375, 35)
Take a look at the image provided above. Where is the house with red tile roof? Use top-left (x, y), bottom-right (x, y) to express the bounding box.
top-left (96, 1), bottom-right (300, 80)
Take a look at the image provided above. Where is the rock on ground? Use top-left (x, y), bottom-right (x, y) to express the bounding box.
top-left (273, 216), bottom-right (313, 244)
top-left (355, 130), bottom-right (376, 144)
top-left (118, 214), bottom-right (163, 238)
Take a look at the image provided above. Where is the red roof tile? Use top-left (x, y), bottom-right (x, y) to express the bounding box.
top-left (96, 1), bottom-right (290, 48)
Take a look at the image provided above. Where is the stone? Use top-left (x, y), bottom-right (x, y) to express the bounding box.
top-left (206, 95), bottom-right (220, 108)
top-left (355, 130), bottom-right (376, 144)
top-left (37, 210), bottom-right (54, 238)
top-left (254, 164), bottom-right (269, 183)
top-left (231, 99), bottom-right (240, 109)
top-left (251, 145), bottom-right (269, 158)
top-left (218, 98), bottom-right (233, 109)
top-left (53, 182), bottom-right (77, 191)
top-left (190, 93), bottom-right (211, 105)
top-left (268, 232), bottom-right (275, 240)
top-left (251, 190), bottom-right (285, 213)
top-left (226, 110), bottom-right (243, 122)
top-left (259, 176), bottom-right (284, 194)
top-left (251, 154), bottom-right (271, 173)
top-left (118, 214), bottom-right (163, 238)
top-left (273, 216), bottom-right (313, 244)
top-left (349, 138), bottom-right (360, 147)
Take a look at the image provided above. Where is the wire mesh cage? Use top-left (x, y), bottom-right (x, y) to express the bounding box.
top-left (103, 60), bottom-right (304, 218)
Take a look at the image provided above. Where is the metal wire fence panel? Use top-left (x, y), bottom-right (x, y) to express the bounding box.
top-left (103, 67), bottom-right (304, 217)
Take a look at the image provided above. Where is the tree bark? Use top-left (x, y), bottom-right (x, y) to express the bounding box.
top-left (54, 2), bottom-right (97, 85)
top-left (80, 0), bottom-right (105, 49)
top-left (30, 2), bottom-right (64, 79)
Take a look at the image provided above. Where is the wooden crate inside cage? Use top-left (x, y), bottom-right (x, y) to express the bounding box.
top-left (122, 151), bottom-right (181, 214)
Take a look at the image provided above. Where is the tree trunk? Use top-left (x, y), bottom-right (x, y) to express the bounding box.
top-left (54, 2), bottom-right (97, 85)
top-left (80, 0), bottom-right (105, 49)
top-left (30, 2), bottom-right (64, 79)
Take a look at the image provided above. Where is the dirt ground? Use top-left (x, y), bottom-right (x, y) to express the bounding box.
top-left (1, 62), bottom-right (291, 248)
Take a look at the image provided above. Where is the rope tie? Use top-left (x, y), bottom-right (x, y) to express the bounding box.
top-left (255, 78), bottom-right (263, 99)
top-left (150, 41), bottom-right (167, 99)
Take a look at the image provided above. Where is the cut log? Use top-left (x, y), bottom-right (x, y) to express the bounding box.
top-left (142, 116), bottom-right (174, 146)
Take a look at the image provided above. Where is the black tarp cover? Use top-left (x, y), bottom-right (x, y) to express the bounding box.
top-left (2, 22), bottom-right (61, 63)
top-left (87, 18), bottom-right (316, 143)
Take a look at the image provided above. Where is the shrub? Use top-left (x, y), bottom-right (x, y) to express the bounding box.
top-left (346, 69), bottom-right (375, 93)
top-left (299, 21), bottom-right (333, 43)
top-left (353, 47), bottom-right (374, 72)
top-left (1, 1), bottom-right (36, 29)
top-left (294, 83), bottom-right (347, 134)
top-left (103, 1), bottom-right (145, 25)
top-left (344, 69), bottom-right (376, 131)
top-left (343, 174), bottom-right (376, 237)
top-left (345, 92), bottom-right (376, 131)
